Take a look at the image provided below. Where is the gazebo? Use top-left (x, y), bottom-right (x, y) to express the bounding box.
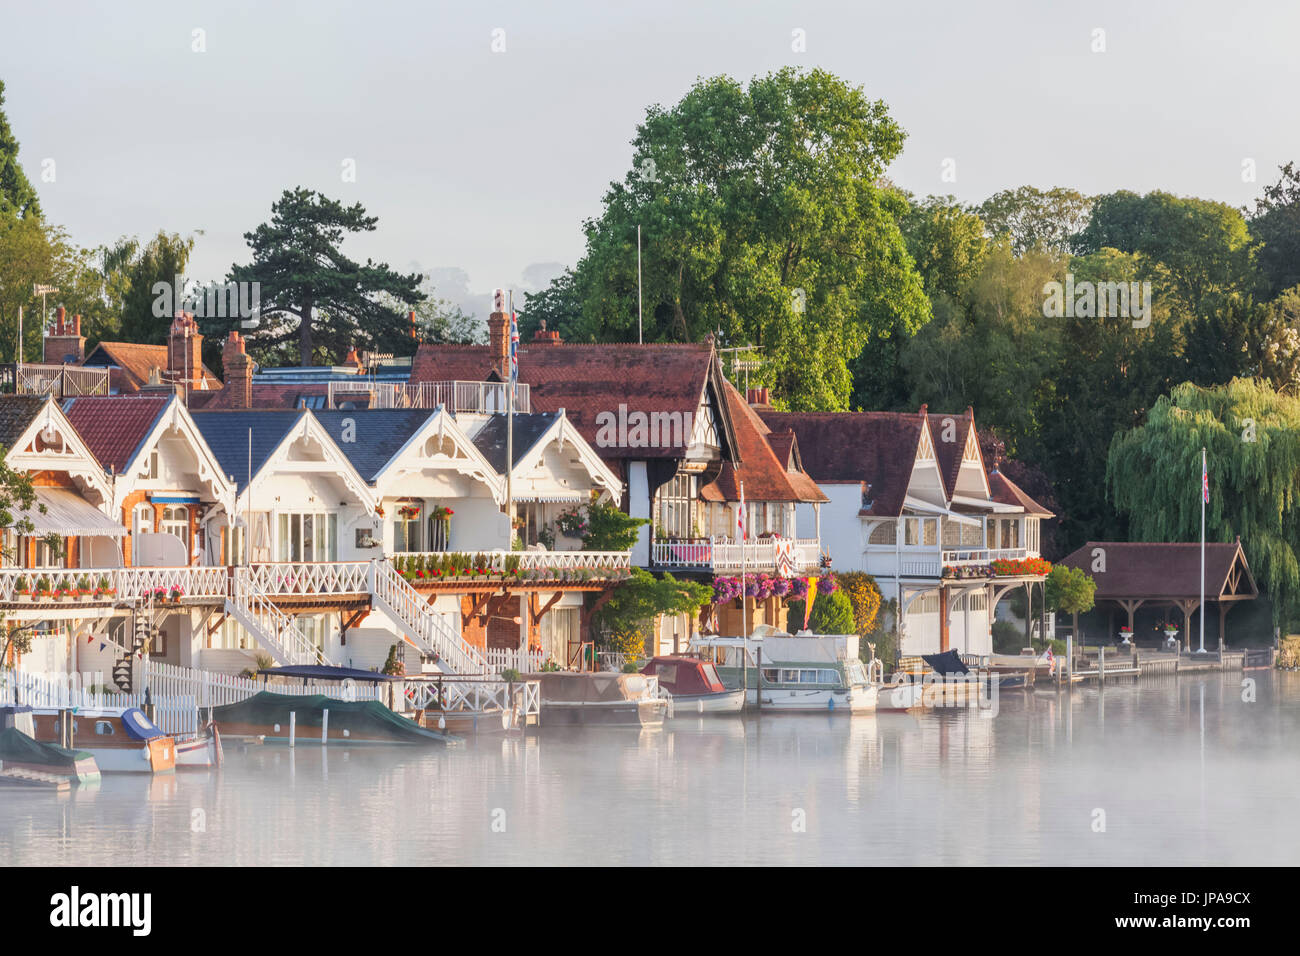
top-left (1059, 539), bottom-right (1258, 650)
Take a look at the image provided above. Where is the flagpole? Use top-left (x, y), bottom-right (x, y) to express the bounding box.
top-left (507, 291), bottom-right (514, 548)
top-left (740, 480), bottom-right (746, 642)
top-left (1199, 446), bottom-right (1206, 654)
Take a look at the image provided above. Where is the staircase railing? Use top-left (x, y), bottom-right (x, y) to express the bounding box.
top-left (227, 567), bottom-right (333, 666)
top-left (367, 560), bottom-right (488, 674)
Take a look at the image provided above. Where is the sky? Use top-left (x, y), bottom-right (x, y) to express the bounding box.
top-left (2, 0), bottom-right (1298, 322)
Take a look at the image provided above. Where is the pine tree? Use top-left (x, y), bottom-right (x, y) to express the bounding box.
top-left (0, 80), bottom-right (42, 220)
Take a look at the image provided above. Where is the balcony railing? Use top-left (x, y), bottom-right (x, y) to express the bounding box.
top-left (0, 565), bottom-right (228, 604)
top-left (391, 549), bottom-right (632, 580)
top-left (327, 380), bottom-right (531, 413)
top-left (652, 537), bottom-right (822, 573)
top-left (942, 548), bottom-right (1033, 567)
top-left (2, 362), bottom-right (110, 398)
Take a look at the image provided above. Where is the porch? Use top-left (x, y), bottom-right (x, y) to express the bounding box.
top-left (651, 536), bottom-right (822, 573)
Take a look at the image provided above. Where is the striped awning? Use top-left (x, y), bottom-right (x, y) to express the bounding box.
top-left (18, 488), bottom-right (127, 538)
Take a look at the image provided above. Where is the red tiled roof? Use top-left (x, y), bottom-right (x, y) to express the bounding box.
top-left (411, 342), bottom-right (720, 459)
top-left (757, 409), bottom-right (927, 517)
top-left (82, 342), bottom-right (221, 393)
top-left (62, 395), bottom-right (171, 473)
top-left (700, 381), bottom-right (826, 503)
top-left (988, 468), bottom-right (1053, 516)
top-left (1058, 541), bottom-right (1257, 601)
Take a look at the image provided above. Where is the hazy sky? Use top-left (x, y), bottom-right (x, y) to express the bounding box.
top-left (2, 0), bottom-right (1297, 317)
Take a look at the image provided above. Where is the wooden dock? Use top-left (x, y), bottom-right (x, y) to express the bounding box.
top-left (1058, 647), bottom-right (1266, 685)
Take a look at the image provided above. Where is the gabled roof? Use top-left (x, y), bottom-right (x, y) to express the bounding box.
top-left (470, 413), bottom-right (563, 474)
top-left (0, 395), bottom-right (48, 450)
top-left (988, 468), bottom-right (1053, 517)
top-left (1059, 540), bottom-right (1258, 601)
top-left (313, 409), bottom-right (436, 483)
top-left (758, 409), bottom-right (927, 517)
top-left (81, 342), bottom-right (221, 393)
top-left (410, 342), bottom-right (735, 461)
top-left (190, 409), bottom-right (310, 492)
top-left (927, 410), bottom-right (976, 499)
top-left (700, 381), bottom-right (827, 503)
top-left (62, 395), bottom-right (171, 474)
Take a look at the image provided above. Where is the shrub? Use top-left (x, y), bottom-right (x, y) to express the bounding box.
top-left (836, 571), bottom-right (882, 634)
top-left (787, 589), bottom-right (854, 634)
top-left (992, 620), bottom-right (1024, 654)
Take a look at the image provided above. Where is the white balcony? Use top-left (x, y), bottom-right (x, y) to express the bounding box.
top-left (327, 380), bottom-right (531, 413)
top-left (652, 537), bottom-right (822, 573)
top-left (3, 362), bottom-right (110, 397)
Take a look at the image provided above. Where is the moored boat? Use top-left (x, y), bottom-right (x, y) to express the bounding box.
top-left (175, 721), bottom-right (224, 769)
top-left (641, 656), bottom-right (746, 716)
top-left (212, 692), bottom-right (460, 745)
top-left (688, 631), bottom-right (878, 713)
top-left (30, 706), bottom-right (175, 774)
top-left (529, 671), bottom-right (668, 727)
top-left (0, 715), bottom-right (101, 787)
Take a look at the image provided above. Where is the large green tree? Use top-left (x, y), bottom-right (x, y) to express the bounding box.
top-left (1250, 162), bottom-right (1300, 298)
top-left (556, 68), bottom-right (930, 410)
top-left (118, 230), bottom-right (195, 345)
top-left (0, 79), bottom-right (41, 221)
top-left (229, 188), bottom-right (424, 366)
top-left (978, 186), bottom-right (1091, 256)
top-left (1106, 378), bottom-right (1300, 627)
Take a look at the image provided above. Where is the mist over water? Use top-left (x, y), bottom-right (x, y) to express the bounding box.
top-left (4, 672), bottom-right (1297, 866)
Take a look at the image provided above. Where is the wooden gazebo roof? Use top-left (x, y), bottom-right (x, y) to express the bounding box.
top-left (1059, 540), bottom-right (1258, 603)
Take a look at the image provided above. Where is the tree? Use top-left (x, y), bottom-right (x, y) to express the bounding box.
top-left (836, 571), bottom-right (882, 634)
top-left (408, 277), bottom-right (480, 344)
top-left (556, 68), bottom-right (930, 410)
top-left (119, 230), bottom-right (195, 345)
top-left (518, 267), bottom-right (583, 342)
top-left (788, 588), bottom-right (854, 634)
top-left (1075, 191), bottom-right (1256, 318)
top-left (0, 448), bottom-right (58, 665)
top-left (592, 569), bottom-right (714, 660)
top-left (977, 186), bottom-right (1091, 256)
top-left (1107, 378), bottom-right (1300, 628)
top-left (556, 493), bottom-right (649, 552)
top-left (895, 192), bottom-right (989, 300)
top-left (1182, 291), bottom-right (1300, 392)
top-left (0, 79), bottom-right (41, 221)
top-left (1044, 564), bottom-right (1096, 641)
top-left (1250, 162), bottom-right (1300, 298)
top-left (229, 188), bottom-right (424, 366)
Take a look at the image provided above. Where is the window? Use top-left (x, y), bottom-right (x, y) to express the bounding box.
top-left (133, 503), bottom-right (155, 537)
top-left (539, 607), bottom-right (579, 666)
top-left (277, 513), bottom-right (338, 562)
top-left (296, 394), bottom-right (326, 409)
top-left (904, 518), bottom-right (919, 546)
top-left (143, 450), bottom-right (159, 479)
top-left (655, 473), bottom-right (697, 538)
top-left (923, 519), bottom-right (937, 546)
top-left (22, 536), bottom-right (61, 569)
top-left (393, 502), bottom-right (421, 552)
top-left (160, 506), bottom-right (189, 549)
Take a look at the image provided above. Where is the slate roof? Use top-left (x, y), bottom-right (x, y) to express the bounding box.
top-left (190, 409), bottom-right (309, 491)
top-left (198, 382), bottom-right (338, 411)
top-left (1058, 541), bottom-right (1257, 601)
top-left (62, 395), bottom-right (171, 474)
top-left (80, 342), bottom-right (222, 393)
top-left (700, 381), bottom-right (826, 503)
top-left (0, 395), bottom-right (48, 451)
top-left (470, 413), bottom-right (561, 474)
top-left (410, 342), bottom-right (722, 459)
top-left (313, 409), bottom-right (436, 483)
top-left (757, 409), bottom-right (927, 517)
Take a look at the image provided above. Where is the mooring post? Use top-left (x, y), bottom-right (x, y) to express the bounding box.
top-left (321, 708), bottom-right (329, 746)
top-left (289, 710), bottom-right (296, 749)
top-left (1099, 645), bottom-right (1106, 684)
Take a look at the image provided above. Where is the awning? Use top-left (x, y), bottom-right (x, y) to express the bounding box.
top-left (18, 488), bottom-right (128, 538)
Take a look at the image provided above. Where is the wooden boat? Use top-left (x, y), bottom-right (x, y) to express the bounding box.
top-left (0, 717), bottom-right (101, 787)
top-left (212, 692), bottom-right (460, 745)
top-left (641, 656), bottom-right (746, 716)
top-left (529, 672), bottom-right (668, 727)
top-left (689, 632), bottom-right (878, 713)
top-left (29, 707), bottom-right (175, 774)
top-left (175, 721), bottom-right (223, 769)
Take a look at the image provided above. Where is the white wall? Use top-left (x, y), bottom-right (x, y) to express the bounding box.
top-left (628, 461), bottom-right (650, 566)
top-left (815, 484), bottom-right (866, 572)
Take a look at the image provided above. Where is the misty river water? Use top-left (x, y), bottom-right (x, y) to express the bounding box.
top-left (4, 670), bottom-right (1297, 866)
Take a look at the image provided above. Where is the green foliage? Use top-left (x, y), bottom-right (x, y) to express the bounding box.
top-left (0, 80), bottom-right (41, 220)
top-left (1044, 564), bottom-right (1097, 616)
top-left (1107, 378), bottom-right (1300, 625)
top-left (228, 188), bottom-right (424, 366)
top-left (835, 571), bottom-right (882, 634)
top-left (551, 67), bottom-right (930, 411)
top-left (580, 496), bottom-right (647, 551)
top-left (119, 230), bottom-right (195, 344)
top-left (977, 185), bottom-right (1092, 256)
top-left (593, 569), bottom-right (712, 638)
top-left (1251, 162), bottom-right (1300, 298)
top-left (787, 588), bottom-right (854, 634)
top-left (991, 619), bottom-right (1024, 654)
top-left (381, 643), bottom-right (406, 676)
top-left (896, 192), bottom-right (989, 300)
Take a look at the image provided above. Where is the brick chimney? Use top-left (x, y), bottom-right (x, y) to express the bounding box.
top-left (746, 386), bottom-right (771, 409)
top-left (532, 319), bottom-right (562, 346)
top-left (223, 331), bottom-right (253, 409)
top-left (167, 312), bottom-right (204, 389)
top-left (43, 307), bottom-right (85, 365)
top-left (343, 345), bottom-right (364, 373)
top-left (487, 288), bottom-right (509, 377)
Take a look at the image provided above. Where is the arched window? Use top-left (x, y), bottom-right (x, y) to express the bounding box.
top-left (133, 503), bottom-right (155, 537)
top-left (160, 506), bottom-right (189, 548)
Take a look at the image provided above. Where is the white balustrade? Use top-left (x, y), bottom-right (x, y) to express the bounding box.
top-left (367, 560), bottom-right (489, 674)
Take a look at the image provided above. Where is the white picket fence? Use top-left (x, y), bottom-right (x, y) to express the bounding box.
top-left (485, 648), bottom-right (546, 673)
top-left (138, 659), bottom-right (381, 707)
top-left (0, 666), bottom-right (197, 737)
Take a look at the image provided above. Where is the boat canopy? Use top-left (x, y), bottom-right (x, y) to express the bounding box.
top-left (642, 656), bottom-right (725, 694)
top-left (921, 649), bottom-right (970, 676)
top-left (121, 708), bottom-right (166, 741)
top-left (534, 672), bottom-right (650, 703)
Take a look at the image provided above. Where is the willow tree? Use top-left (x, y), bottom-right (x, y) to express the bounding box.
top-left (1106, 378), bottom-right (1300, 625)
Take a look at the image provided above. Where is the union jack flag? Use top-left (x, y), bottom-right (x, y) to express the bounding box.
top-left (737, 483), bottom-right (746, 541)
top-left (1044, 646), bottom-right (1055, 674)
top-left (1202, 458), bottom-right (1209, 504)
top-left (508, 311), bottom-right (520, 402)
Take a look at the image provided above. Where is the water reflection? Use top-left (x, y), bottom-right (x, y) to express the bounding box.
top-left (2, 672), bottom-right (1297, 865)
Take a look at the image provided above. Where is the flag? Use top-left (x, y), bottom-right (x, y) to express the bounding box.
top-left (803, 576), bottom-right (818, 629)
top-left (737, 483), bottom-right (746, 541)
top-left (1044, 646), bottom-right (1055, 675)
top-left (1202, 455), bottom-right (1209, 504)
top-left (508, 311), bottom-right (520, 402)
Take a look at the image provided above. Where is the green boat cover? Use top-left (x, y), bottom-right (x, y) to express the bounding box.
top-left (0, 727), bottom-right (101, 783)
top-left (213, 692), bottom-right (458, 745)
